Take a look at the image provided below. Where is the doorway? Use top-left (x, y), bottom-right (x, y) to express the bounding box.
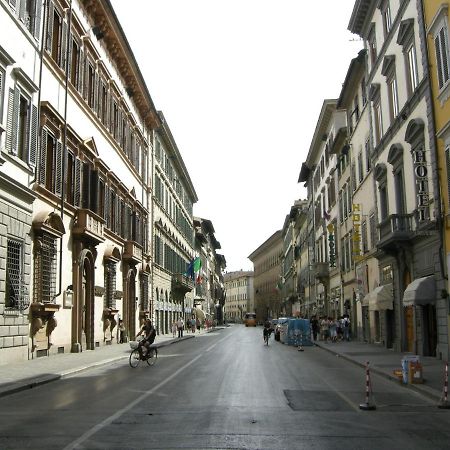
top-left (423, 304), bottom-right (437, 357)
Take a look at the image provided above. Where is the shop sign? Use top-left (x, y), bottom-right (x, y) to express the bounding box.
top-left (327, 223), bottom-right (336, 268)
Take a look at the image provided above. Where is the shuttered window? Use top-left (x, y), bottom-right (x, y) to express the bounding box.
top-left (140, 273), bottom-right (149, 311)
top-left (435, 24), bottom-right (450, 89)
top-left (0, 70), bottom-right (4, 117)
top-left (6, 86), bottom-right (38, 166)
top-left (6, 239), bottom-right (23, 309)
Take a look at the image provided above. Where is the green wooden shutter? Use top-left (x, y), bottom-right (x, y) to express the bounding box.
top-left (55, 141), bottom-right (62, 195)
top-left (38, 128), bottom-right (47, 185)
top-left (6, 89), bottom-right (14, 153)
top-left (28, 104), bottom-right (38, 167)
top-left (74, 157), bottom-right (81, 206)
top-left (60, 19), bottom-right (68, 70)
top-left (45, 1), bottom-right (54, 53)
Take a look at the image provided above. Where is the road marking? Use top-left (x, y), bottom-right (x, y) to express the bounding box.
top-left (205, 332), bottom-right (233, 352)
top-left (62, 353), bottom-right (203, 450)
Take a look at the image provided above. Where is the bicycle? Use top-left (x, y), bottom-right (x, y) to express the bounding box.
top-left (129, 338), bottom-right (158, 368)
top-left (263, 328), bottom-right (272, 346)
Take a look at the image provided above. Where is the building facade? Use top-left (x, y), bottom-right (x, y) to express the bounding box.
top-left (223, 270), bottom-right (254, 322)
top-left (248, 231), bottom-right (282, 323)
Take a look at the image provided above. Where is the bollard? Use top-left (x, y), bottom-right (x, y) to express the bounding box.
top-left (359, 361), bottom-right (376, 411)
top-left (438, 361), bottom-right (450, 409)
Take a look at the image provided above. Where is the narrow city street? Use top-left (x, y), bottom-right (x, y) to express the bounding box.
top-left (0, 325), bottom-right (449, 450)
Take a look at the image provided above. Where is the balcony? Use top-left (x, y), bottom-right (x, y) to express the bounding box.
top-left (72, 209), bottom-right (105, 244)
top-left (313, 262), bottom-right (329, 280)
top-left (122, 241), bottom-right (143, 265)
top-left (172, 274), bottom-right (194, 301)
top-left (377, 214), bottom-right (415, 252)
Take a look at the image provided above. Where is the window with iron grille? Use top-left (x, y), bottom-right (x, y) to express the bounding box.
top-left (33, 233), bottom-right (57, 303)
top-left (6, 239), bottom-right (23, 309)
top-left (104, 260), bottom-right (116, 308)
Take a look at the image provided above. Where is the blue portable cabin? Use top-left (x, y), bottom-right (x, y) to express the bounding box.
top-left (286, 319), bottom-right (313, 346)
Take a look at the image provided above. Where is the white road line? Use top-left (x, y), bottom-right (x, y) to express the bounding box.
top-left (62, 353), bottom-right (203, 450)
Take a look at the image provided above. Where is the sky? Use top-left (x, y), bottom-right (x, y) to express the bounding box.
top-left (109, 0), bottom-right (363, 272)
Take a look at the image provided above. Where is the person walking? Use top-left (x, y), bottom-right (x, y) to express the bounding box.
top-left (177, 317), bottom-right (184, 338)
top-left (118, 319), bottom-right (126, 343)
top-left (343, 315), bottom-right (351, 341)
top-left (171, 320), bottom-right (177, 338)
top-left (310, 315), bottom-right (319, 343)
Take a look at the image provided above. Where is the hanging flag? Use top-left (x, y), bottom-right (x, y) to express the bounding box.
top-left (196, 274), bottom-right (203, 285)
top-left (193, 257), bottom-right (202, 273)
top-left (184, 259), bottom-right (195, 280)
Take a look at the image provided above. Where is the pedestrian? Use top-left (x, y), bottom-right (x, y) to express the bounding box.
top-left (320, 316), bottom-right (330, 342)
top-left (177, 317), bottom-right (184, 338)
top-left (329, 317), bottom-right (337, 342)
top-left (118, 319), bottom-right (126, 344)
top-left (310, 315), bottom-right (319, 343)
top-left (336, 316), bottom-right (343, 341)
top-left (343, 315), bottom-right (351, 341)
top-left (196, 318), bottom-right (201, 333)
top-left (191, 317), bottom-right (196, 333)
top-left (171, 321), bottom-right (177, 338)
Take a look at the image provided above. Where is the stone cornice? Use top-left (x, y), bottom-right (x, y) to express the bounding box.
top-left (80, 0), bottom-right (160, 130)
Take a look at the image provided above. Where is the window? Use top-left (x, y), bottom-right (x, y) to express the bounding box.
top-left (33, 233), bottom-right (57, 304)
top-left (104, 260), bottom-right (117, 309)
top-left (39, 128), bottom-right (62, 196)
top-left (368, 26), bottom-right (377, 65)
top-left (373, 100), bottom-right (383, 146)
top-left (6, 239), bottom-right (24, 309)
top-left (69, 38), bottom-right (80, 88)
top-left (379, 185), bottom-right (389, 221)
top-left (6, 84), bottom-right (38, 166)
top-left (369, 213), bottom-right (377, 248)
top-left (361, 221), bottom-right (368, 253)
top-left (406, 44), bottom-right (419, 94)
top-left (434, 22), bottom-right (450, 90)
top-left (358, 151), bottom-right (363, 182)
top-left (50, 9), bottom-right (62, 65)
top-left (0, 68), bottom-right (5, 119)
top-left (361, 76), bottom-right (367, 106)
top-left (365, 139), bottom-right (371, 172)
top-left (382, 2), bottom-right (392, 37)
top-left (387, 75), bottom-right (399, 121)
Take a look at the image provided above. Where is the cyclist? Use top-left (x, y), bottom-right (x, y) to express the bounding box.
top-left (263, 320), bottom-right (273, 344)
top-left (136, 318), bottom-right (156, 358)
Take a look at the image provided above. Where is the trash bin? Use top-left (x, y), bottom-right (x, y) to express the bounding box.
top-left (401, 354), bottom-right (421, 384)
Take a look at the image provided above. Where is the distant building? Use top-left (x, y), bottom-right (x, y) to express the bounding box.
top-left (223, 271), bottom-right (254, 322)
top-left (248, 231), bottom-right (283, 322)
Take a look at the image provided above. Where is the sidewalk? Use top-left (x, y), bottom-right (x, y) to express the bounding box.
top-left (314, 339), bottom-right (447, 402)
top-left (0, 327), bottom-right (218, 398)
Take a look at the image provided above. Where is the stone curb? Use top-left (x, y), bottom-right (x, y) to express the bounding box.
top-left (0, 331), bottom-right (214, 399)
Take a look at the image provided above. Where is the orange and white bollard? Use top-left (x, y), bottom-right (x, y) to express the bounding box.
top-left (438, 361), bottom-right (450, 409)
top-left (359, 361), bottom-right (376, 411)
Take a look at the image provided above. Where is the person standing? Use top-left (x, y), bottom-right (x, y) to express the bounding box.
top-left (171, 320), bottom-right (177, 338)
top-left (118, 319), bottom-right (126, 344)
top-left (343, 315), bottom-right (351, 341)
top-left (310, 315), bottom-right (319, 343)
top-left (177, 317), bottom-right (184, 338)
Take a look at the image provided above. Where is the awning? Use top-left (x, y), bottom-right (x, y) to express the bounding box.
top-left (194, 308), bottom-right (205, 321)
top-left (368, 284), bottom-right (393, 311)
top-left (403, 276), bottom-right (436, 306)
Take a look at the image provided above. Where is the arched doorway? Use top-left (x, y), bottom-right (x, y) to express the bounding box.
top-left (75, 249), bottom-right (95, 352)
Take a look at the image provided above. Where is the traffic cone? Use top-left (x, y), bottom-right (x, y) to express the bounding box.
top-left (359, 361), bottom-right (376, 410)
top-left (438, 361), bottom-right (450, 409)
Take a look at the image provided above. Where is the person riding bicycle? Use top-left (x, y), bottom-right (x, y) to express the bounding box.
top-left (263, 320), bottom-right (273, 341)
top-left (136, 318), bottom-right (156, 358)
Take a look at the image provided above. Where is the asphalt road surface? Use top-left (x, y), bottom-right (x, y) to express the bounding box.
top-left (1, 325), bottom-right (449, 449)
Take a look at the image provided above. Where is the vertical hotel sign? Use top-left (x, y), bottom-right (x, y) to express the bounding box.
top-left (327, 223), bottom-right (336, 268)
top-left (352, 204), bottom-right (362, 261)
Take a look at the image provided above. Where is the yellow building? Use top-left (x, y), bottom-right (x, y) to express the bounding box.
top-left (423, 1), bottom-right (450, 358)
